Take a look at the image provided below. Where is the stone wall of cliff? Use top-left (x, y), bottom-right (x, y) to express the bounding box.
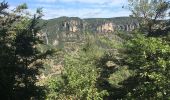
top-left (41, 17), bottom-right (139, 45)
top-left (49, 17), bottom-right (139, 33)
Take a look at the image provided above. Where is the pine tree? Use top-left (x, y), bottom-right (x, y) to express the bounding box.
top-left (0, 2), bottom-right (52, 99)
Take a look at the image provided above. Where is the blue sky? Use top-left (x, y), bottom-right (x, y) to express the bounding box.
top-left (2, 0), bottom-right (130, 19)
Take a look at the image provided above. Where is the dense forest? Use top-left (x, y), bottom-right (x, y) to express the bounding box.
top-left (0, 0), bottom-right (170, 100)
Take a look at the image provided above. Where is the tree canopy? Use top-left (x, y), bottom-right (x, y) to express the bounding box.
top-left (128, 0), bottom-right (170, 36)
top-left (0, 1), bottom-right (53, 99)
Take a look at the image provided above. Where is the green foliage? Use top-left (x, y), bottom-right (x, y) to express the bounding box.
top-left (109, 66), bottom-right (133, 88)
top-left (98, 35), bottom-right (123, 49)
top-left (0, 2), bottom-right (53, 99)
top-left (38, 16), bottom-right (138, 46)
top-left (46, 41), bottom-right (108, 100)
top-left (44, 30), bottom-right (133, 100)
top-left (128, 0), bottom-right (170, 36)
top-left (125, 34), bottom-right (170, 99)
top-left (2, 1), bottom-right (170, 100)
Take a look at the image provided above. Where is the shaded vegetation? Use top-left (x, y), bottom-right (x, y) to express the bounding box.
top-left (0, 0), bottom-right (170, 100)
top-left (0, 2), bottom-right (54, 100)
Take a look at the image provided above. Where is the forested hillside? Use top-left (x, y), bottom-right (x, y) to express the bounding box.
top-left (0, 0), bottom-right (170, 100)
top-left (38, 17), bottom-right (138, 46)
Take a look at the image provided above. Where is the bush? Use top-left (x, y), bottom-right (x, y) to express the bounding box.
top-left (46, 42), bottom-right (108, 100)
top-left (125, 34), bottom-right (170, 99)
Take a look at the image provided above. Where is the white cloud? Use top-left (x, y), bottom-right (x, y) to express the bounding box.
top-left (37, 0), bottom-right (58, 3)
top-left (7, 0), bottom-right (129, 19)
top-left (42, 7), bottom-right (130, 19)
top-left (37, 0), bottom-right (128, 5)
top-left (61, 0), bottom-right (112, 4)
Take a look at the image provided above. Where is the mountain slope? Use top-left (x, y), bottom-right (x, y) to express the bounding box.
top-left (38, 17), bottom-right (138, 46)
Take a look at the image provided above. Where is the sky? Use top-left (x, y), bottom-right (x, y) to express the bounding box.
top-left (2, 0), bottom-right (130, 19)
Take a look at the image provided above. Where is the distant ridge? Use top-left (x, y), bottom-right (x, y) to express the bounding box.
top-left (38, 16), bottom-right (139, 45)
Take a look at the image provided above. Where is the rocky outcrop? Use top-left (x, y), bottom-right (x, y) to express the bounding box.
top-left (97, 22), bottom-right (115, 33)
top-left (69, 20), bottom-right (79, 32)
top-left (63, 20), bottom-right (80, 32)
top-left (41, 17), bottom-right (139, 45)
top-left (56, 18), bottom-right (138, 34)
top-left (117, 23), bottom-right (139, 31)
top-left (53, 40), bottom-right (59, 46)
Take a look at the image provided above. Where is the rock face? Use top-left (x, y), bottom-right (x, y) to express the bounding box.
top-left (63, 19), bottom-right (82, 32)
top-left (53, 40), bottom-right (59, 46)
top-left (43, 17), bottom-right (138, 33)
top-left (41, 17), bottom-right (139, 45)
top-left (69, 20), bottom-right (79, 32)
top-left (97, 22), bottom-right (115, 33)
top-left (117, 23), bottom-right (139, 31)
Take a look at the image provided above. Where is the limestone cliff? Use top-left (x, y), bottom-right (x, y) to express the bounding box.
top-left (40, 17), bottom-right (139, 45)
top-left (97, 22), bottom-right (115, 33)
top-left (63, 19), bottom-right (82, 32)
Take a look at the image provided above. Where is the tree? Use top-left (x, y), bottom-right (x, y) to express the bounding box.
top-left (0, 2), bottom-right (52, 99)
top-left (128, 0), bottom-right (170, 36)
top-left (125, 34), bottom-right (170, 99)
top-left (46, 39), bottom-right (108, 100)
